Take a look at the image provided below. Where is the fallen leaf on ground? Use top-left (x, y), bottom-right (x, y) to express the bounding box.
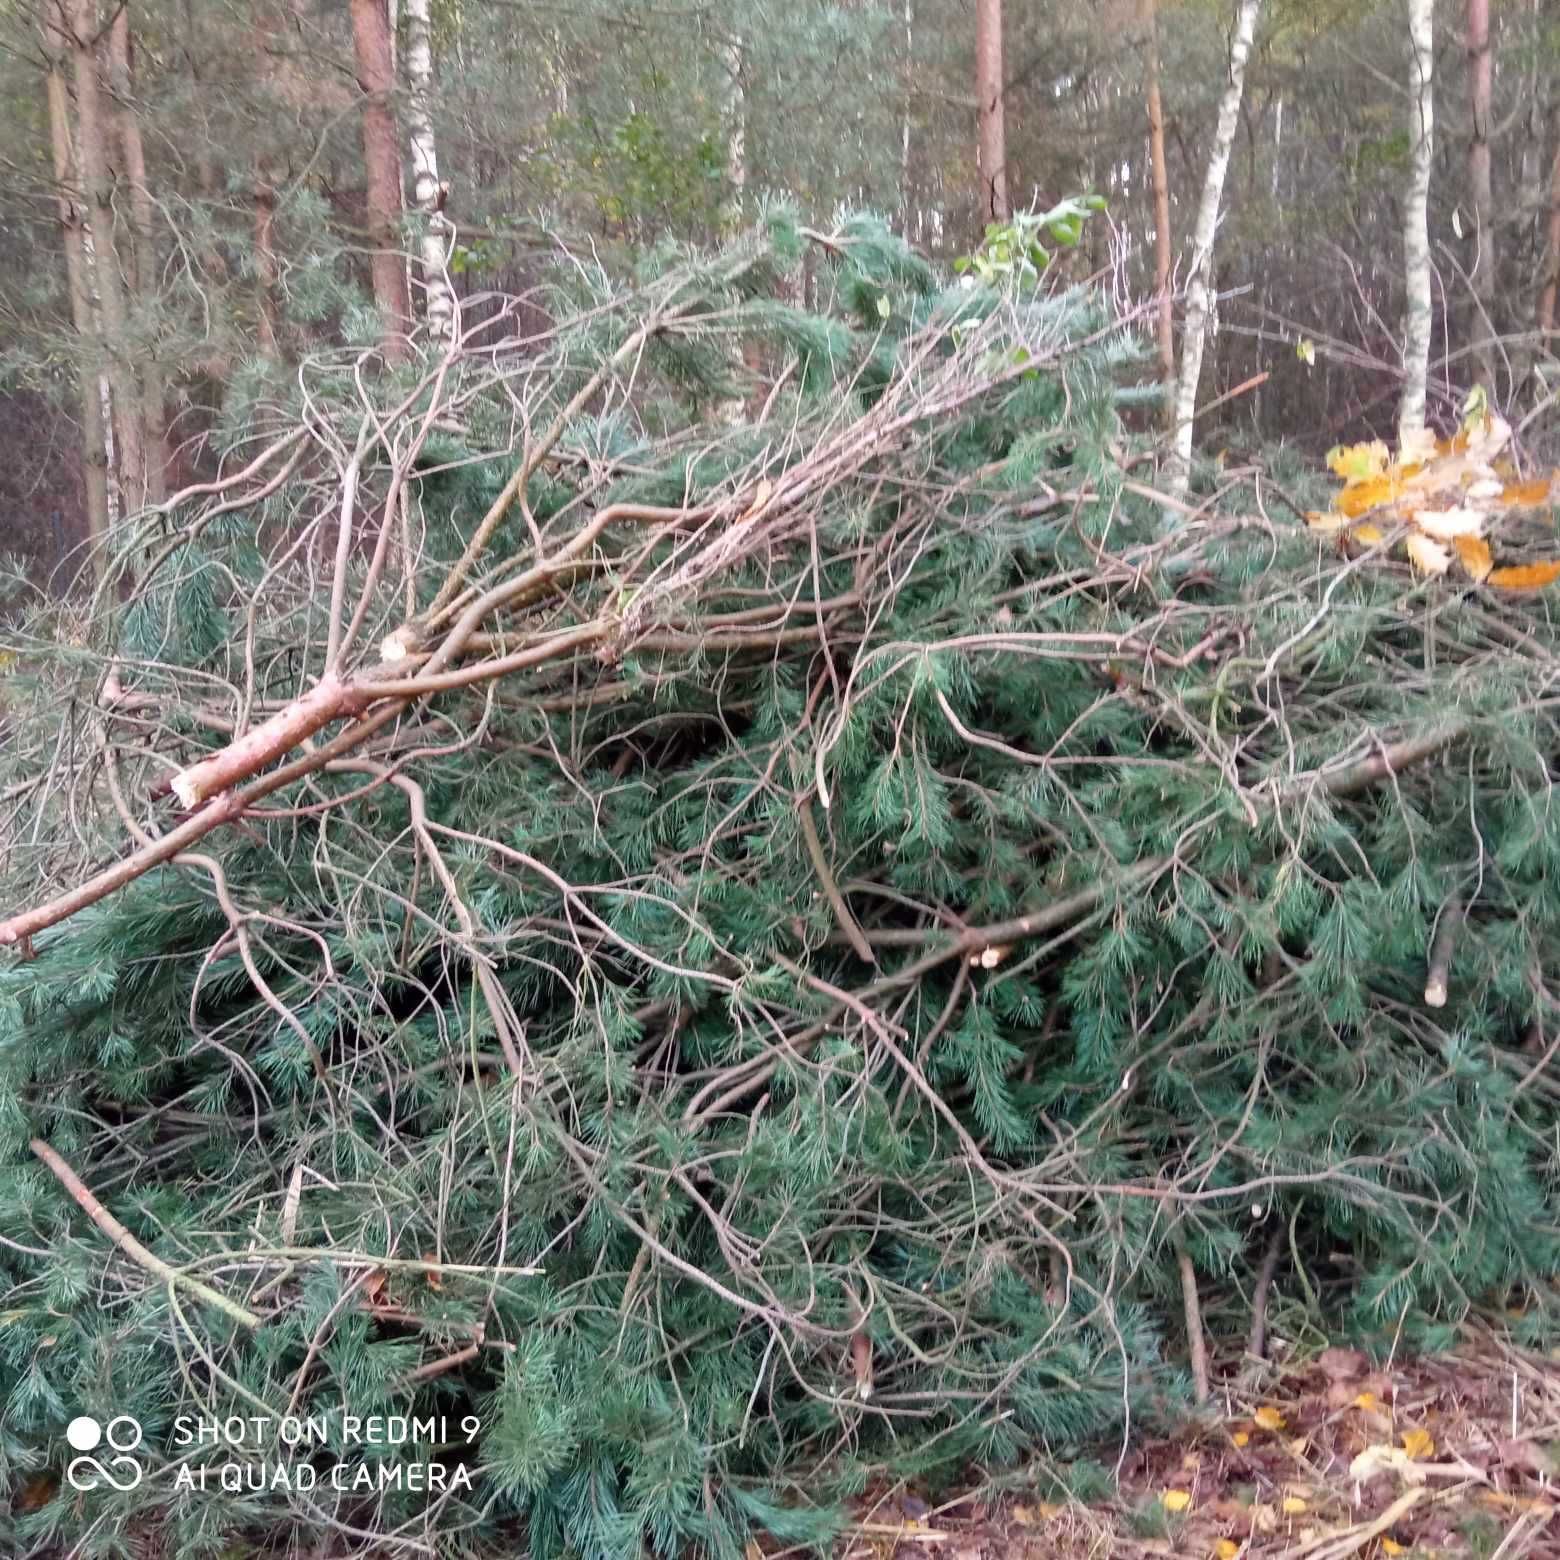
top-left (1254, 1406), bottom-right (1286, 1432)
top-left (1281, 1496), bottom-right (1307, 1515)
top-left (1400, 1428), bottom-right (1435, 1460)
top-left (1349, 1445), bottom-right (1426, 1485)
top-left (1161, 1489), bottom-right (1193, 1513)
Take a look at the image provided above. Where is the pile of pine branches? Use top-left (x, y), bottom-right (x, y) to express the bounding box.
top-left (2, 214), bottom-right (1558, 1558)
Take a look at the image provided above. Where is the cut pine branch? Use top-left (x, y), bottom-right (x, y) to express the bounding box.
top-left (31, 1137), bottom-right (262, 1329)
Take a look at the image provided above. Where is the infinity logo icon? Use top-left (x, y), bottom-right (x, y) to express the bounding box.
top-left (65, 1415), bottom-right (144, 1492)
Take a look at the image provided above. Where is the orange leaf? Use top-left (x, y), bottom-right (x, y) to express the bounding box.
top-left (1489, 560), bottom-right (1560, 592)
top-left (1401, 1427), bottom-right (1435, 1459)
top-left (1500, 476), bottom-right (1556, 508)
top-left (1453, 535), bottom-right (1494, 582)
top-left (1254, 1406), bottom-right (1286, 1432)
top-left (422, 1253), bottom-right (443, 1291)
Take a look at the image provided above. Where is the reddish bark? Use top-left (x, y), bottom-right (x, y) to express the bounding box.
top-left (348, 0), bottom-right (412, 359)
top-left (974, 0), bottom-right (1008, 221)
top-left (1466, 0), bottom-right (1495, 390)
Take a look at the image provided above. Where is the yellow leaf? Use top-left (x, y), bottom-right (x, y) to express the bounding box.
top-left (1351, 523), bottom-right (1385, 545)
top-left (1381, 1541), bottom-right (1407, 1557)
top-left (1352, 1391), bottom-right (1381, 1412)
top-left (1215, 1541), bottom-right (1241, 1560)
top-left (1337, 474), bottom-right (1403, 518)
top-left (1489, 560), bottom-right (1560, 592)
top-left (1254, 1405), bottom-right (1286, 1432)
top-left (1305, 510), bottom-right (1352, 533)
top-left (1161, 1489), bottom-right (1193, 1513)
top-left (1400, 1428), bottom-right (1435, 1459)
top-left (1405, 534), bottom-right (1452, 577)
top-left (1349, 1445), bottom-right (1425, 1485)
top-left (1453, 535), bottom-right (1494, 583)
top-left (1297, 339), bottom-right (1316, 367)
top-left (1281, 1496), bottom-right (1307, 1515)
top-left (1328, 441), bottom-right (1391, 482)
top-left (1231, 1430), bottom-right (1250, 1448)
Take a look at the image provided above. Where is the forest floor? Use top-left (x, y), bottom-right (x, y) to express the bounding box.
top-left (839, 1328), bottom-right (1560, 1560)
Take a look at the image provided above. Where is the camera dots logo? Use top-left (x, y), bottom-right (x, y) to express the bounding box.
top-left (65, 1414), bottom-right (145, 1492)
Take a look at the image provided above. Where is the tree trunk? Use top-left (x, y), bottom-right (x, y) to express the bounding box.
top-left (40, 0), bottom-right (110, 578)
top-left (1141, 0), bottom-right (1175, 430)
top-left (900, 0), bottom-right (914, 231)
top-left (721, 32), bottom-right (747, 232)
top-left (348, 0), bottom-right (412, 360)
top-left (1400, 0), bottom-right (1436, 443)
top-left (1165, 0), bottom-right (1262, 512)
top-left (1538, 136), bottom-right (1560, 338)
top-left (974, 0), bottom-right (1008, 222)
top-left (254, 162), bottom-right (282, 356)
top-left (68, 0), bottom-right (146, 514)
top-left (107, 4), bottom-right (168, 503)
top-left (1465, 0), bottom-right (1495, 392)
top-left (403, 0), bottom-right (453, 344)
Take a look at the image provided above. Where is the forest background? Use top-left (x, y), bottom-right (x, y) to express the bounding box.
top-left (6, 1), bottom-right (1560, 1558)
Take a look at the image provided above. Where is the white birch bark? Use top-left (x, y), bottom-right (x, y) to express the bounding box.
top-left (1164, 0), bottom-right (1262, 516)
top-left (721, 32), bottom-right (747, 231)
top-left (1399, 0), bottom-right (1435, 442)
top-left (403, 0), bottom-right (453, 345)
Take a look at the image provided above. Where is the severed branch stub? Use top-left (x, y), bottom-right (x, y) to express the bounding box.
top-left (1423, 894), bottom-right (1463, 1008)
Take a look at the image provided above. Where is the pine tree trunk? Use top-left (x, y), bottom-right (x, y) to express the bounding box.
top-left (974, 0), bottom-right (1008, 222)
top-left (69, 0), bottom-right (146, 514)
top-left (1400, 0), bottom-right (1436, 443)
top-left (349, 0), bottom-right (412, 360)
top-left (107, 5), bottom-right (168, 503)
top-left (403, 0), bottom-right (453, 345)
top-left (254, 161), bottom-right (281, 356)
top-left (1538, 137), bottom-right (1560, 337)
top-left (40, 0), bottom-right (110, 578)
top-left (1165, 0), bottom-right (1262, 512)
top-left (1140, 0), bottom-right (1175, 431)
top-left (1466, 0), bottom-right (1495, 392)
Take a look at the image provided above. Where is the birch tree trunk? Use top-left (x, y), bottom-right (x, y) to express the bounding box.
top-left (69, 0), bottom-right (146, 514)
top-left (1140, 0), bottom-right (1175, 430)
top-left (721, 32), bottom-right (748, 232)
top-left (1465, 0), bottom-right (1495, 392)
top-left (40, 0), bottom-right (109, 578)
top-left (1399, 0), bottom-right (1436, 443)
top-left (403, 0), bottom-right (453, 345)
top-left (1164, 0), bottom-right (1262, 512)
top-left (974, 0), bottom-right (1008, 222)
top-left (107, 4), bottom-right (168, 503)
top-left (348, 0), bottom-right (412, 360)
